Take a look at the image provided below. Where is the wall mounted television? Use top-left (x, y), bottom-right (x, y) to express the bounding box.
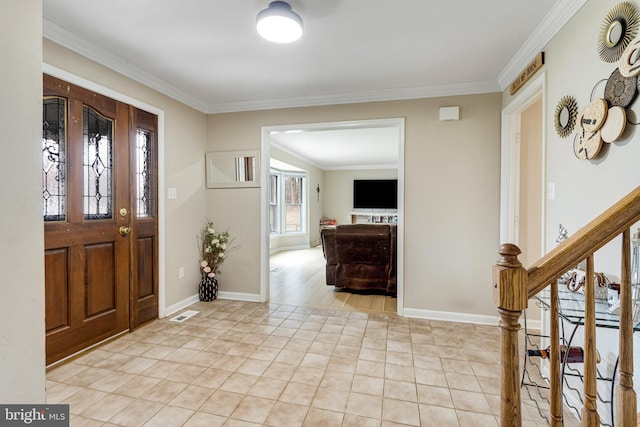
top-left (353, 179), bottom-right (397, 210)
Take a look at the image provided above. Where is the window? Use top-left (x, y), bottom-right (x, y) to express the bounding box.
top-left (270, 169), bottom-right (306, 234)
top-left (269, 173), bottom-right (279, 233)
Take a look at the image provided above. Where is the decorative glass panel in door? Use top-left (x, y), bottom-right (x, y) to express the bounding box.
top-left (83, 106), bottom-right (113, 220)
top-left (42, 97), bottom-right (66, 222)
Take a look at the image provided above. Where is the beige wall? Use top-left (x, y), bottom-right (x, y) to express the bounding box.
top-left (207, 95), bottom-right (502, 317)
top-left (0, 0), bottom-right (46, 402)
top-left (43, 40), bottom-right (209, 310)
top-left (324, 169), bottom-right (398, 225)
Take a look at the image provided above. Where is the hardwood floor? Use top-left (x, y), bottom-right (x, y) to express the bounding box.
top-left (269, 245), bottom-right (397, 314)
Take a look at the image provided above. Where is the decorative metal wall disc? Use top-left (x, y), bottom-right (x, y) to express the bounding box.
top-left (604, 67), bottom-right (638, 106)
top-left (554, 96), bottom-right (578, 138)
top-left (581, 98), bottom-right (608, 132)
top-left (574, 129), bottom-right (604, 160)
top-left (600, 105), bottom-right (627, 142)
top-left (598, 2), bottom-right (640, 63)
top-left (619, 36), bottom-right (640, 76)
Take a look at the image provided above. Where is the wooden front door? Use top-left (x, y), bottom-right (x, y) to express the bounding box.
top-left (43, 75), bottom-right (158, 365)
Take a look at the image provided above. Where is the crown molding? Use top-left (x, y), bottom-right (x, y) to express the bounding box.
top-left (498, 0), bottom-right (588, 90)
top-left (43, 18), bottom-right (209, 113)
top-left (321, 163), bottom-right (399, 171)
top-left (205, 80), bottom-right (501, 114)
top-left (270, 141), bottom-right (325, 170)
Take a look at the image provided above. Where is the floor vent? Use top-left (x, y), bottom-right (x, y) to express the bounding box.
top-left (169, 310), bottom-right (199, 323)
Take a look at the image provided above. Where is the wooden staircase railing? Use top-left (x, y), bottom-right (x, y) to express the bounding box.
top-left (494, 186), bottom-right (640, 426)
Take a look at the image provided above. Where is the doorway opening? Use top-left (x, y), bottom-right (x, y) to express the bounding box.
top-left (260, 118), bottom-right (405, 315)
top-left (500, 72), bottom-right (546, 330)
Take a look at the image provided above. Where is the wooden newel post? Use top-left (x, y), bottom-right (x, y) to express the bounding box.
top-left (493, 243), bottom-right (528, 427)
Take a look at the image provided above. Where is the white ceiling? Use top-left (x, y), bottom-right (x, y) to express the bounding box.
top-left (42, 0), bottom-right (583, 169)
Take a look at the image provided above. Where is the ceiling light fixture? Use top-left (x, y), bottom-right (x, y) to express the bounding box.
top-left (256, 1), bottom-right (303, 43)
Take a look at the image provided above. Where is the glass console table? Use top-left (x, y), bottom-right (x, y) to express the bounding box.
top-left (522, 287), bottom-right (640, 426)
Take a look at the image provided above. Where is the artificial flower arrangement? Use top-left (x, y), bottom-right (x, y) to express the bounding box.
top-left (199, 221), bottom-right (237, 279)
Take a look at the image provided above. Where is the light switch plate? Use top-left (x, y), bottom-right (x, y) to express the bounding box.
top-left (168, 188), bottom-right (177, 199)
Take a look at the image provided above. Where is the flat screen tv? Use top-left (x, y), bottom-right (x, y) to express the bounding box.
top-left (353, 179), bottom-right (397, 209)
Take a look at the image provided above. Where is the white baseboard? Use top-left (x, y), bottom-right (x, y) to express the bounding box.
top-left (217, 291), bottom-right (261, 302)
top-left (164, 294), bottom-right (200, 318)
top-left (165, 292), bottom-right (262, 316)
top-left (524, 319), bottom-right (542, 331)
top-left (269, 244), bottom-right (311, 255)
top-left (403, 307), bottom-right (500, 326)
top-left (168, 295), bottom-right (527, 330)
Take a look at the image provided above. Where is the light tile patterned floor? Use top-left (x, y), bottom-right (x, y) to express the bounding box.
top-left (46, 299), bottom-right (568, 426)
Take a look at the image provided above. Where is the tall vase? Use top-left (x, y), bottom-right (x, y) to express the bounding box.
top-left (199, 276), bottom-right (218, 301)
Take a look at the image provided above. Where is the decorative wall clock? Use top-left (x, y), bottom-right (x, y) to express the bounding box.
top-left (597, 2), bottom-right (640, 63)
top-left (554, 95), bottom-right (578, 138)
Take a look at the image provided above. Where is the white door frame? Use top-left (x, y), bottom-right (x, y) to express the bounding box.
top-left (260, 118), bottom-right (405, 315)
top-left (500, 71), bottom-right (547, 256)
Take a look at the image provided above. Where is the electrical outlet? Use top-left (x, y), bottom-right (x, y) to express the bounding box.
top-left (178, 267), bottom-right (185, 278)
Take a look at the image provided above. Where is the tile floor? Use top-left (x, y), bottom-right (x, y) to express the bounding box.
top-left (46, 299), bottom-right (566, 426)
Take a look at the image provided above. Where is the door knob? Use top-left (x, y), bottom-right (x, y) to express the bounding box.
top-left (119, 225), bottom-right (132, 236)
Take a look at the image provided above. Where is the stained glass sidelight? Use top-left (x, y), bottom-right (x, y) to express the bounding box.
top-left (136, 128), bottom-right (154, 217)
top-left (42, 97), bottom-right (67, 221)
top-left (83, 106), bottom-right (113, 220)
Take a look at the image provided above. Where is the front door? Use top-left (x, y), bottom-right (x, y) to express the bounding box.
top-left (43, 75), bottom-right (158, 365)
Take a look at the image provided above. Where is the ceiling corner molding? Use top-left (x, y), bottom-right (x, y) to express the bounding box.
top-left (206, 80), bottom-right (501, 114)
top-left (270, 141), bottom-right (325, 170)
top-left (43, 18), bottom-right (209, 113)
top-left (322, 163), bottom-right (399, 171)
top-left (497, 0), bottom-right (588, 90)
